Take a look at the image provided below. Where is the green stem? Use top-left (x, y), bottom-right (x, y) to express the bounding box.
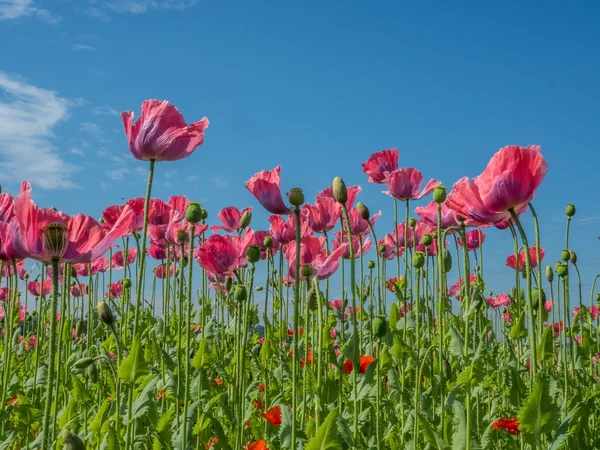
top-left (291, 207), bottom-right (302, 450)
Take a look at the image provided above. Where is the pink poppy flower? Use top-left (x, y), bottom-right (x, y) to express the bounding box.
top-left (447, 145), bottom-right (547, 227)
top-left (165, 211), bottom-right (208, 246)
top-left (332, 232), bottom-right (372, 259)
top-left (197, 235), bottom-right (247, 276)
top-left (317, 185), bottom-right (362, 208)
top-left (448, 274), bottom-right (478, 299)
top-left (112, 248), bottom-right (137, 270)
top-left (386, 277), bottom-right (402, 293)
top-left (414, 201), bottom-right (461, 230)
top-left (544, 300), bottom-right (553, 312)
top-left (506, 245), bottom-right (545, 270)
top-left (503, 311), bottom-right (512, 324)
top-left (457, 230), bottom-right (485, 251)
top-left (330, 329), bottom-right (338, 338)
top-left (361, 149), bottom-right (399, 184)
top-left (486, 293), bottom-right (511, 308)
top-left (590, 305), bottom-right (600, 321)
top-left (121, 99), bottom-right (209, 162)
top-left (107, 281), bottom-right (123, 299)
top-left (243, 228), bottom-right (275, 259)
top-left (0, 259), bottom-right (27, 280)
top-left (377, 239), bottom-right (398, 260)
top-left (211, 206), bottom-right (252, 233)
top-left (302, 197), bottom-right (341, 234)
top-left (70, 284), bottom-right (87, 297)
top-left (269, 214), bottom-right (311, 246)
top-left (72, 257), bottom-right (109, 277)
top-left (147, 241), bottom-right (167, 260)
top-left (384, 168), bottom-right (440, 201)
top-left (0, 220), bottom-right (29, 263)
top-left (0, 182), bottom-right (29, 222)
top-left (245, 166), bottom-right (293, 215)
top-left (346, 207), bottom-right (381, 237)
top-left (283, 236), bottom-right (347, 280)
top-left (153, 263), bottom-right (177, 279)
top-left (329, 300), bottom-right (343, 312)
top-left (27, 279), bottom-right (53, 297)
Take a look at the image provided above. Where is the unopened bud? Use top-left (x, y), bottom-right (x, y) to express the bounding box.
top-left (555, 262), bottom-right (568, 278)
top-left (263, 236), bottom-right (273, 248)
top-left (422, 234), bottom-right (432, 246)
top-left (596, 293), bottom-right (600, 303)
top-left (70, 267), bottom-right (78, 278)
top-left (565, 204), bottom-right (576, 217)
top-left (379, 244), bottom-right (387, 255)
top-left (87, 362), bottom-right (98, 383)
top-left (332, 177), bottom-right (348, 204)
top-left (288, 188), bottom-right (305, 207)
top-left (442, 249), bottom-right (452, 273)
top-left (301, 264), bottom-right (312, 278)
top-left (356, 202), bottom-right (370, 220)
top-left (177, 229), bottom-right (188, 242)
top-left (75, 320), bottom-right (84, 337)
top-left (185, 202), bottom-right (203, 224)
top-left (561, 250), bottom-right (570, 262)
top-left (122, 278), bottom-right (132, 289)
top-left (545, 265), bottom-right (554, 282)
top-left (97, 301), bottom-right (114, 325)
top-left (225, 277), bottom-right (233, 292)
top-left (307, 288), bottom-right (318, 311)
top-left (62, 429), bottom-right (86, 450)
top-left (408, 218), bottom-right (417, 228)
top-left (234, 285), bottom-right (248, 302)
top-left (373, 316), bottom-right (387, 339)
top-left (246, 245), bottom-right (260, 264)
top-left (569, 250), bottom-right (577, 264)
top-left (255, 286), bottom-right (264, 291)
top-left (433, 186), bottom-right (447, 204)
top-left (240, 210), bottom-right (252, 229)
top-left (74, 357), bottom-right (95, 369)
top-left (412, 252), bottom-right (425, 269)
top-left (200, 209), bottom-right (208, 221)
top-left (43, 223), bottom-right (68, 257)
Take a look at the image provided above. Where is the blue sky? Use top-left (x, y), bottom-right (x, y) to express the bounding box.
top-left (1, 0), bottom-right (600, 302)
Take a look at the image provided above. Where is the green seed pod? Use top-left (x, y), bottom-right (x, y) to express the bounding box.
top-left (373, 316), bottom-right (387, 339)
top-left (185, 202), bottom-right (203, 224)
top-left (378, 244), bottom-right (387, 255)
top-left (555, 262), bottom-right (568, 278)
top-left (122, 278), bottom-right (132, 289)
top-left (301, 264), bottom-right (312, 278)
top-left (422, 234), bottom-right (432, 246)
top-left (595, 293), bottom-right (600, 303)
top-left (246, 245), bottom-right (261, 264)
top-left (234, 285), bottom-right (248, 302)
top-left (263, 236), bottom-right (273, 248)
top-left (545, 265), bottom-right (554, 282)
top-left (442, 249), bottom-right (452, 273)
top-left (240, 210), bottom-right (252, 229)
top-left (62, 429), bottom-right (86, 450)
top-left (74, 357), bottom-right (95, 369)
top-left (97, 301), bottom-right (114, 325)
top-left (367, 260), bottom-right (375, 270)
top-left (200, 209), bottom-right (209, 221)
top-left (569, 250), bottom-right (577, 264)
top-left (177, 229), bottom-right (188, 242)
top-left (433, 186), bottom-right (447, 204)
top-left (75, 320), bottom-right (84, 337)
top-left (408, 218), bottom-right (417, 228)
top-left (412, 252), bottom-right (425, 269)
top-left (561, 250), bottom-right (570, 262)
top-left (332, 177), bottom-right (348, 204)
top-left (565, 204), bottom-right (576, 217)
top-left (42, 223), bottom-right (68, 256)
top-left (86, 362), bottom-right (98, 383)
top-left (255, 286), bottom-right (264, 291)
top-left (288, 187), bottom-right (305, 207)
top-left (356, 202), bottom-right (370, 220)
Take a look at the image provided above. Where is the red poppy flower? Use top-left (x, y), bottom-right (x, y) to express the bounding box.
top-left (156, 390), bottom-right (165, 399)
top-left (253, 399), bottom-right (264, 410)
top-left (342, 355), bottom-right (375, 374)
top-left (244, 440), bottom-right (269, 450)
top-left (258, 383), bottom-right (265, 392)
top-left (5, 396), bottom-right (18, 407)
top-left (300, 348), bottom-right (313, 368)
top-left (214, 378), bottom-right (223, 387)
top-left (260, 405), bottom-right (282, 426)
top-left (492, 418), bottom-right (520, 435)
top-left (342, 359), bottom-right (353, 374)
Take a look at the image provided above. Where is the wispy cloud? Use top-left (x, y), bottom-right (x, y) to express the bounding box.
top-left (91, 105), bottom-right (119, 116)
top-left (0, 0), bottom-right (60, 23)
top-left (0, 72), bottom-right (76, 189)
top-left (80, 122), bottom-right (104, 139)
top-left (210, 175), bottom-right (230, 189)
top-left (84, 6), bottom-right (110, 20)
top-left (85, 0), bottom-right (198, 19)
top-left (72, 44), bottom-right (97, 52)
top-left (70, 147), bottom-right (85, 156)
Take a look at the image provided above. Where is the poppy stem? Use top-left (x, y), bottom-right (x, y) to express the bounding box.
top-left (182, 224), bottom-right (195, 449)
top-left (291, 206), bottom-right (302, 450)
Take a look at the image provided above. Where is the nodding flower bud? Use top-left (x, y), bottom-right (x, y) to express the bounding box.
top-left (555, 262), bottom-right (568, 278)
top-left (75, 319), bottom-right (84, 337)
top-left (546, 265), bottom-right (554, 282)
top-left (561, 250), bottom-right (570, 262)
top-left (185, 202), bottom-right (203, 224)
top-left (200, 209), bottom-right (208, 221)
top-left (473, 264), bottom-right (480, 273)
top-left (240, 210), bottom-right (252, 229)
top-left (596, 293), bottom-right (600, 303)
top-left (42, 222), bottom-right (68, 258)
top-left (569, 250), bottom-right (577, 264)
top-left (24, 273), bottom-right (29, 280)
top-left (122, 278), bottom-right (132, 289)
top-left (422, 234), bottom-right (433, 246)
top-left (98, 218), bottom-right (104, 225)
top-left (332, 177), bottom-right (348, 204)
top-left (412, 252), bottom-right (425, 269)
top-left (301, 264), bottom-right (312, 278)
top-left (263, 236), bottom-right (273, 248)
top-left (442, 249), bottom-right (452, 273)
top-left (433, 186), bottom-right (447, 204)
top-left (356, 202), bottom-right (370, 220)
top-left (565, 204), bottom-right (576, 217)
top-left (255, 286), bottom-right (264, 291)
top-left (177, 229), bottom-right (188, 242)
top-left (97, 301), bottom-right (114, 325)
top-left (74, 356), bottom-right (94, 369)
top-left (62, 429), bottom-right (86, 450)
top-left (246, 245), bottom-right (260, 264)
top-left (288, 187), bottom-right (305, 207)
top-left (234, 285), bottom-right (247, 302)
top-left (409, 218), bottom-right (417, 228)
top-left (379, 244), bottom-right (387, 255)
top-left (367, 260), bottom-right (375, 270)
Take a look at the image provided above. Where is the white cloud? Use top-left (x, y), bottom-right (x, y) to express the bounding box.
top-left (0, 0), bottom-right (60, 22)
top-left (80, 122), bottom-right (104, 139)
top-left (70, 147), bottom-right (85, 156)
top-left (105, 0), bottom-right (198, 13)
top-left (72, 44), bottom-right (97, 52)
top-left (0, 72), bottom-right (76, 189)
top-left (106, 167), bottom-right (129, 180)
top-left (91, 105), bottom-right (119, 116)
top-left (210, 175), bottom-right (230, 189)
top-left (84, 6), bottom-right (110, 20)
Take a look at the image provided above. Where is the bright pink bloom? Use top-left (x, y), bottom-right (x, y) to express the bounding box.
top-left (457, 229), bottom-right (485, 251)
top-left (107, 281), bottom-right (123, 299)
top-left (361, 149), bottom-right (399, 184)
top-left (165, 212), bottom-right (207, 246)
top-left (197, 235), bottom-right (247, 276)
top-left (269, 214), bottom-right (310, 246)
top-left (147, 241), bottom-right (167, 260)
top-left (447, 145), bottom-right (547, 226)
top-left (503, 311), bottom-right (512, 324)
top-left (245, 166), bottom-right (292, 215)
top-left (448, 274), bottom-right (478, 299)
top-left (211, 206), bottom-right (252, 233)
top-left (329, 300), bottom-right (343, 312)
top-left (333, 232), bottom-right (372, 259)
top-left (387, 277), bottom-right (401, 293)
top-left (544, 300), bottom-right (553, 313)
top-left (377, 238), bottom-right (398, 260)
top-left (0, 182), bottom-right (29, 222)
top-left (243, 229), bottom-right (275, 259)
top-left (415, 201), bottom-right (461, 230)
top-left (121, 99), bottom-right (209, 162)
top-left (317, 185), bottom-right (362, 208)
top-left (1, 258), bottom-right (27, 279)
top-left (506, 245), bottom-right (545, 270)
top-left (486, 293), bottom-right (511, 308)
top-left (72, 257), bottom-right (109, 277)
top-left (27, 279), bottom-right (53, 296)
top-left (153, 263), bottom-right (177, 279)
top-left (0, 287), bottom-right (7, 302)
top-left (591, 305), bottom-right (600, 321)
top-left (112, 248), bottom-right (137, 270)
top-left (70, 284), bottom-right (87, 297)
top-left (0, 220), bottom-right (29, 262)
top-left (347, 207), bottom-right (381, 236)
top-left (283, 236), bottom-right (347, 280)
top-left (302, 197), bottom-right (340, 234)
top-left (384, 168), bottom-right (440, 201)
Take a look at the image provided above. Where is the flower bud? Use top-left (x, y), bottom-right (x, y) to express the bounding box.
top-left (75, 320), bottom-right (84, 337)
top-left (185, 202), bottom-right (203, 224)
top-left (442, 249), bottom-right (452, 273)
top-left (263, 236), bottom-right (273, 248)
top-left (569, 250), bottom-right (577, 264)
top-left (565, 204), bottom-right (576, 217)
top-left (70, 267), bottom-right (78, 278)
top-left (234, 285), bottom-right (248, 302)
top-left (545, 265), bottom-right (554, 282)
top-left (24, 273), bottom-right (29, 280)
top-left (433, 186), bottom-right (447, 204)
top-left (74, 357), bottom-right (95, 369)
top-left (332, 177), bottom-right (348, 204)
top-left (412, 252), bottom-right (425, 269)
top-left (422, 234), bottom-right (432, 246)
top-left (255, 286), bottom-right (264, 291)
top-left (177, 229), bottom-right (188, 242)
top-left (367, 260), bottom-right (375, 270)
top-left (456, 214), bottom-right (465, 223)
top-left (373, 316), bottom-right (387, 339)
top-left (97, 301), bottom-right (114, 325)
top-left (246, 245), bottom-right (260, 264)
top-left (301, 264), bottom-right (312, 278)
top-left (43, 222), bottom-right (68, 257)
top-left (288, 188), bottom-right (305, 207)
top-left (596, 293), bottom-right (600, 303)
top-left (555, 262), bottom-right (568, 278)
top-left (200, 209), bottom-right (208, 221)
top-left (225, 277), bottom-right (233, 292)
top-left (87, 362), bottom-right (98, 383)
top-left (62, 429), bottom-right (86, 450)
top-left (240, 210), bottom-right (252, 229)
top-left (409, 218), bottom-right (417, 228)
top-left (122, 278), bottom-right (132, 289)
top-left (356, 202), bottom-right (370, 220)
top-left (561, 250), bottom-right (570, 262)
top-left (379, 244), bottom-right (387, 255)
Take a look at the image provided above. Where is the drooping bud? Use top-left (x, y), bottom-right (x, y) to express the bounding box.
top-left (74, 357), bottom-right (95, 369)
top-left (596, 293), bottom-right (600, 303)
top-left (545, 265), bottom-right (554, 282)
top-left (301, 264), bottom-right (312, 278)
top-left (442, 249), bottom-right (452, 273)
top-left (185, 202), bottom-right (203, 224)
top-left (62, 429), bottom-right (86, 450)
top-left (408, 218), bottom-right (417, 228)
top-left (263, 236), bottom-right (273, 248)
top-left (255, 286), bottom-right (264, 291)
top-left (70, 267), bottom-right (78, 278)
top-left (234, 285), bottom-right (248, 302)
top-left (373, 316), bottom-right (387, 339)
top-left (75, 320), bottom-right (84, 337)
top-left (569, 250), bottom-right (577, 264)
top-left (422, 234), bottom-right (432, 246)
top-left (97, 301), bottom-right (114, 325)
top-left (177, 229), bottom-right (188, 242)
top-left (356, 202), bottom-right (370, 220)
top-left (200, 209), bottom-right (208, 221)
top-left (433, 186), bottom-right (447, 204)
top-left (332, 177), bottom-right (348, 204)
top-left (87, 362), bottom-right (98, 383)
top-left (122, 278), bottom-right (132, 289)
top-left (240, 210), bottom-right (252, 229)
top-left (288, 188), bottom-right (305, 207)
top-left (412, 252), bottom-right (425, 269)
top-left (565, 204), bottom-right (576, 217)
top-left (555, 262), bottom-right (568, 278)
top-left (561, 250), bottom-right (570, 262)
top-left (367, 260), bottom-right (375, 270)
top-left (473, 265), bottom-right (480, 273)
top-left (246, 245), bottom-right (260, 264)
top-left (42, 222), bottom-right (68, 258)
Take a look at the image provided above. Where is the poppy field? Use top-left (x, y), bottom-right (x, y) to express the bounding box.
top-left (1, 99), bottom-right (599, 450)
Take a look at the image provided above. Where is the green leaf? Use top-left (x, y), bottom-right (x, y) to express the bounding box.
top-left (510, 310), bottom-right (527, 340)
top-left (118, 337), bottom-right (149, 384)
top-left (192, 338), bottom-right (213, 369)
top-left (90, 399), bottom-right (111, 435)
top-left (418, 412), bottom-right (448, 450)
top-left (448, 326), bottom-right (464, 360)
top-left (549, 406), bottom-right (577, 450)
top-left (536, 323), bottom-right (554, 364)
top-left (306, 408), bottom-right (344, 450)
top-left (518, 375), bottom-right (560, 445)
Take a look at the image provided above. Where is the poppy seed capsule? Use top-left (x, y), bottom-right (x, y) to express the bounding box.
top-left (177, 229), bottom-right (188, 242)
top-left (357, 202), bottom-right (370, 220)
top-left (263, 236), bottom-right (273, 248)
top-left (379, 244), bottom-right (387, 255)
top-left (561, 250), bottom-right (570, 262)
top-left (373, 316), bottom-right (387, 338)
top-left (569, 250), bottom-right (577, 264)
top-left (240, 210), bottom-right (252, 229)
top-left (422, 234), bottom-right (433, 246)
top-left (332, 177), bottom-right (348, 204)
top-left (246, 245), bottom-right (260, 263)
top-left (555, 262), bottom-right (568, 278)
top-left (368, 260), bottom-right (375, 270)
top-left (185, 202), bottom-right (203, 224)
top-left (234, 285), bottom-right (247, 302)
top-left (97, 301), bottom-right (114, 325)
top-left (412, 252), bottom-right (425, 269)
top-left (409, 218), bottom-right (417, 228)
top-left (288, 187), bottom-right (304, 207)
top-left (433, 186), bottom-right (447, 204)
top-left (595, 293), bottom-right (600, 303)
top-left (546, 265), bottom-right (554, 282)
top-left (565, 204), bottom-right (576, 217)
top-left (122, 278), bottom-right (132, 289)
top-left (301, 264), bottom-right (312, 278)
top-left (62, 429), bottom-right (86, 450)
top-left (43, 222), bottom-right (68, 257)
top-left (200, 209), bottom-right (208, 220)
top-left (74, 357), bottom-right (95, 369)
